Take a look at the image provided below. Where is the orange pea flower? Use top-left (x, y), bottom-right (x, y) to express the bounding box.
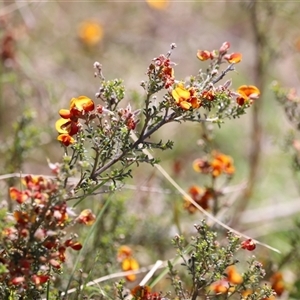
top-left (224, 52), bottom-right (242, 63)
top-left (226, 265), bottom-right (243, 284)
top-left (184, 185), bottom-right (213, 213)
top-left (118, 245), bottom-right (133, 261)
top-left (201, 90), bottom-right (215, 101)
top-left (211, 151), bottom-right (235, 177)
top-left (197, 50), bottom-right (212, 61)
top-left (236, 85), bottom-right (260, 106)
top-left (122, 257), bottom-right (139, 281)
top-left (78, 21), bottom-right (103, 46)
top-left (76, 209), bottom-right (96, 225)
top-left (57, 133), bottom-right (76, 146)
top-left (118, 246), bottom-right (139, 281)
top-left (59, 96), bottom-right (95, 121)
top-left (193, 158), bottom-right (211, 174)
top-left (171, 83), bottom-right (200, 110)
top-left (56, 96), bottom-right (94, 146)
top-left (270, 272), bottom-right (285, 296)
top-left (131, 285), bottom-right (151, 299)
top-left (9, 187), bottom-right (30, 204)
top-left (210, 280), bottom-right (230, 294)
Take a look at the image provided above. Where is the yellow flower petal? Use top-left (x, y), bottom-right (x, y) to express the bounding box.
top-left (172, 84), bottom-right (190, 103)
top-left (70, 96), bottom-right (95, 114)
top-left (238, 85), bottom-right (260, 97)
top-left (122, 257), bottom-right (139, 271)
top-left (59, 109), bottom-right (72, 119)
top-left (55, 118), bottom-right (70, 134)
top-left (180, 101), bottom-right (192, 110)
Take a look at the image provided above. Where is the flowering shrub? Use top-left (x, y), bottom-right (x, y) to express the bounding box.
top-left (1, 41), bottom-right (278, 300)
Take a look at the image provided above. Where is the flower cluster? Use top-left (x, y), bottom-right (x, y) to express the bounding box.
top-left (55, 96), bottom-right (95, 146)
top-left (117, 246), bottom-right (139, 281)
top-left (196, 42), bottom-right (261, 108)
top-left (148, 53), bottom-right (175, 89)
top-left (197, 41), bottom-right (242, 63)
top-left (193, 151), bottom-right (235, 177)
top-left (171, 83), bottom-right (200, 110)
top-left (184, 151), bottom-right (235, 214)
top-left (1, 175), bottom-right (95, 296)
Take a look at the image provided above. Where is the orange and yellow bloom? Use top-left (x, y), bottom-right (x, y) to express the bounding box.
top-left (122, 257), bottom-right (139, 281)
top-left (193, 151), bottom-right (235, 178)
top-left (118, 246), bottom-right (139, 281)
top-left (236, 85), bottom-right (260, 106)
top-left (270, 272), bottom-right (285, 296)
top-left (76, 209), bottom-right (96, 226)
top-left (56, 96), bottom-right (95, 146)
top-left (211, 151), bottom-right (235, 177)
top-left (197, 50), bottom-right (212, 61)
top-left (224, 52), bottom-right (242, 64)
top-left (171, 83), bottom-right (200, 110)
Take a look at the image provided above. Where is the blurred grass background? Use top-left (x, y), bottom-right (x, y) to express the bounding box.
top-left (1, 0), bottom-right (300, 297)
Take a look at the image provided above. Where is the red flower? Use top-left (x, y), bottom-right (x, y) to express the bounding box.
top-left (77, 209), bottom-right (96, 225)
top-left (65, 239), bottom-right (82, 251)
top-left (11, 276), bottom-right (25, 285)
top-left (31, 274), bottom-right (49, 285)
top-left (201, 90), bottom-right (215, 101)
top-left (131, 285), bottom-right (151, 299)
top-left (9, 187), bottom-right (29, 204)
top-left (184, 185), bottom-right (214, 213)
top-left (241, 239), bottom-right (256, 251)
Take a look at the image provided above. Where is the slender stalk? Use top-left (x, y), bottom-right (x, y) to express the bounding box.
top-left (230, 1), bottom-right (276, 227)
top-left (64, 195), bottom-right (113, 294)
